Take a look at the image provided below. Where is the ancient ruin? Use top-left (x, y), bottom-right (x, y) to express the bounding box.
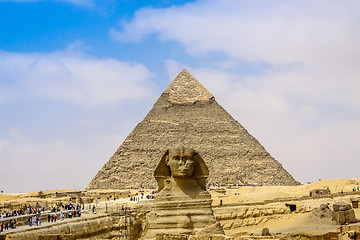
top-left (332, 202), bottom-right (357, 225)
top-left (134, 147), bottom-right (225, 239)
top-left (87, 69), bottom-right (299, 190)
top-left (1, 178), bottom-right (359, 239)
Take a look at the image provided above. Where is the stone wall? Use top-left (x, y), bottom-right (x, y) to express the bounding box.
top-left (212, 195), bottom-right (356, 234)
top-left (2, 214), bottom-right (117, 240)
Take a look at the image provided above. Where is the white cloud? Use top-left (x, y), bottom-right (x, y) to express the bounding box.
top-left (113, 0), bottom-right (360, 109)
top-left (114, 0), bottom-right (360, 64)
top-left (0, 46), bottom-right (159, 192)
top-left (0, 48), bottom-right (157, 108)
top-left (0, 127), bottom-right (127, 192)
top-left (0, 140), bottom-right (9, 152)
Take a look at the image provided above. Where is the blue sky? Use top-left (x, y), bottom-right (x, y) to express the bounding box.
top-left (1, 0), bottom-right (359, 192)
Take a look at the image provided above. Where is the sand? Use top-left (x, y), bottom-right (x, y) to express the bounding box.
top-left (210, 178), bottom-right (360, 205)
top-left (1, 178), bottom-right (359, 238)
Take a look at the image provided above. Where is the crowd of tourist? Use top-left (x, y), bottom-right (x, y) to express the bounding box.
top-left (0, 218), bottom-right (17, 232)
top-left (0, 202), bottom-right (85, 232)
top-left (129, 191), bottom-right (156, 201)
top-left (0, 204), bottom-right (44, 220)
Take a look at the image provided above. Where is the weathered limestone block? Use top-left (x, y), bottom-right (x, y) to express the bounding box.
top-left (344, 209), bottom-right (357, 223)
top-left (5, 215), bottom-right (115, 240)
top-left (266, 209), bottom-right (274, 216)
top-left (333, 202), bottom-right (352, 212)
top-left (312, 203), bottom-right (332, 219)
top-left (332, 211), bottom-right (346, 225)
top-left (332, 202), bottom-right (357, 225)
top-left (338, 231), bottom-right (357, 240)
top-left (273, 207), bottom-right (289, 215)
top-left (252, 210), bottom-right (261, 217)
top-left (262, 228), bottom-right (271, 236)
top-left (230, 222), bottom-right (239, 229)
top-left (222, 221), bottom-right (233, 230)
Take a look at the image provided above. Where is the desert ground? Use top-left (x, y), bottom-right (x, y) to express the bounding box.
top-left (1, 178), bottom-right (359, 239)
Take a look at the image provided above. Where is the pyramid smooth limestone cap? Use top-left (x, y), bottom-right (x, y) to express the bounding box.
top-left (164, 69), bottom-right (214, 105)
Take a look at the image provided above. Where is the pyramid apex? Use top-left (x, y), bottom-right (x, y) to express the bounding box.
top-left (179, 68), bottom-right (190, 73)
top-left (163, 70), bottom-right (214, 105)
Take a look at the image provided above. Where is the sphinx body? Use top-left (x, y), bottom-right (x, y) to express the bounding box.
top-left (137, 147), bottom-right (224, 239)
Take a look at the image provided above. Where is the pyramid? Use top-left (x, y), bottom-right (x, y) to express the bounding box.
top-left (87, 70), bottom-right (299, 190)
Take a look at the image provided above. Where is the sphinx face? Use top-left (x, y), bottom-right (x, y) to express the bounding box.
top-left (167, 148), bottom-right (195, 178)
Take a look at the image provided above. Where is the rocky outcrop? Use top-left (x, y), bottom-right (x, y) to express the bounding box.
top-left (87, 70), bottom-right (299, 190)
top-left (3, 214), bottom-right (116, 240)
top-left (214, 204), bottom-right (294, 231)
top-left (312, 204), bottom-right (332, 219)
top-left (332, 202), bottom-right (357, 225)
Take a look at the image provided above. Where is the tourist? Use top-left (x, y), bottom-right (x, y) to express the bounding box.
top-left (28, 217), bottom-right (32, 227)
top-left (4, 220), bottom-right (8, 230)
top-left (10, 218), bottom-right (15, 229)
top-left (37, 215), bottom-right (41, 226)
top-left (61, 212), bottom-right (65, 221)
top-left (0, 221), bottom-right (3, 232)
top-left (32, 216), bottom-right (36, 226)
top-left (54, 213), bottom-right (57, 222)
top-left (47, 214), bottom-right (51, 222)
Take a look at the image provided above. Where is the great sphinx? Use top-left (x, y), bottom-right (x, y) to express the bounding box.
top-left (136, 146), bottom-right (225, 239)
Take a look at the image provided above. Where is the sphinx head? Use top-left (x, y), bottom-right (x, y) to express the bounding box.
top-left (154, 146), bottom-right (209, 191)
top-left (166, 147), bottom-right (195, 178)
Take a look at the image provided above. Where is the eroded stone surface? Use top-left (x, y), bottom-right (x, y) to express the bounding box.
top-left (3, 214), bottom-right (115, 240)
top-left (332, 202), bottom-right (357, 225)
top-left (136, 147), bottom-right (225, 239)
top-left (312, 204), bottom-right (332, 219)
top-left (87, 69), bottom-right (299, 190)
